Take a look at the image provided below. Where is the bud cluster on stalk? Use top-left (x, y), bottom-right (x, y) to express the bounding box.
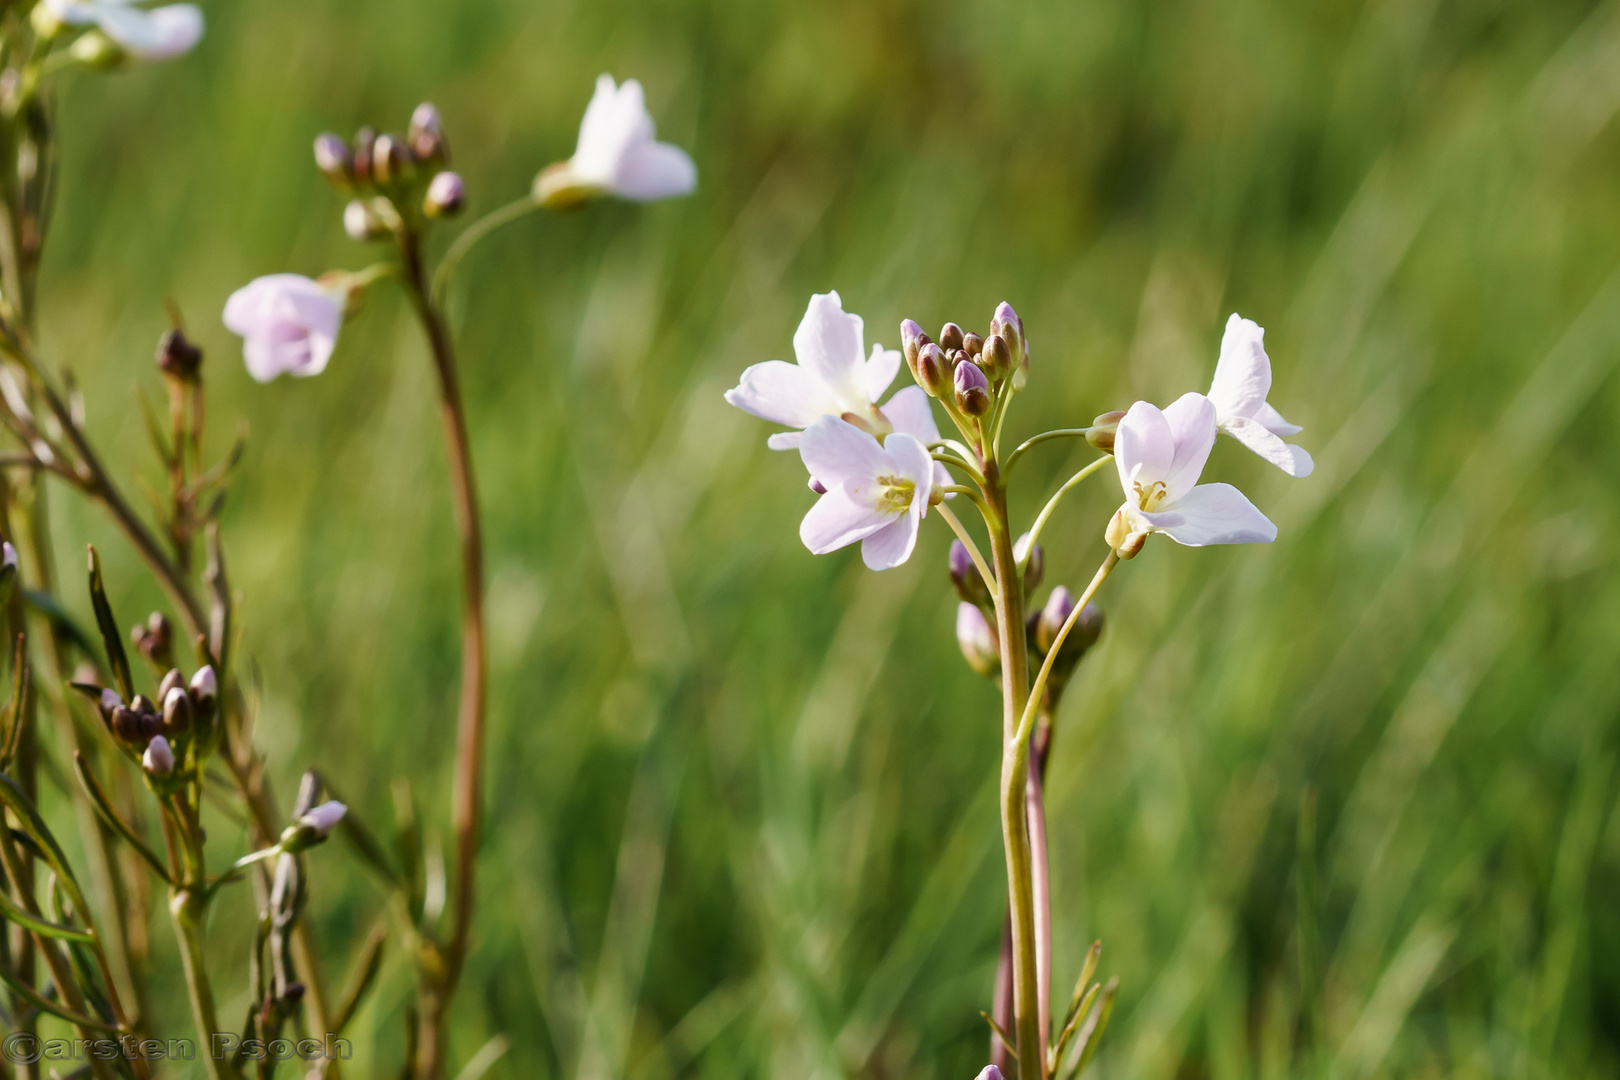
top-left (900, 302), bottom-right (1031, 422)
top-left (74, 650), bottom-right (219, 786)
top-left (315, 102), bottom-right (465, 241)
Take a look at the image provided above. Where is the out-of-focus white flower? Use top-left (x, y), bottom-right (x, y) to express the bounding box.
top-left (223, 274), bottom-right (344, 383)
top-left (798, 416), bottom-right (935, 571)
top-left (726, 292), bottom-right (942, 457)
top-left (1105, 394), bottom-right (1277, 556)
top-left (956, 602), bottom-right (999, 677)
top-left (1206, 314), bottom-right (1313, 478)
top-left (45, 0), bottom-right (203, 62)
top-left (142, 735), bottom-right (175, 776)
top-left (299, 801), bottom-right (347, 838)
top-left (1, 542), bottom-right (14, 572)
top-left (534, 75), bottom-right (696, 207)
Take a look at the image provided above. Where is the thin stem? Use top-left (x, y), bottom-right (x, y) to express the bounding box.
top-left (170, 887), bottom-right (236, 1080)
top-left (934, 501), bottom-right (994, 596)
top-left (1021, 457), bottom-right (1112, 567)
top-left (1015, 552), bottom-right (1118, 750)
top-left (931, 450), bottom-right (987, 488)
top-left (401, 229), bottom-right (488, 1078)
top-left (430, 194), bottom-right (539, 308)
top-left (1004, 428), bottom-right (1093, 475)
top-left (938, 484), bottom-right (991, 516)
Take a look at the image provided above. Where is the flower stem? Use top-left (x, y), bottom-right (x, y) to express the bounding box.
top-left (430, 194), bottom-right (540, 308)
top-left (934, 501), bottom-right (994, 595)
top-left (401, 229), bottom-right (488, 1079)
top-left (1003, 428), bottom-right (1095, 475)
top-left (170, 887), bottom-right (237, 1080)
top-left (1021, 457), bottom-right (1112, 566)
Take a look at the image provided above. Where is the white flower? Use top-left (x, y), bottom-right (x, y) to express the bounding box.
top-left (299, 801), bottom-right (347, 838)
top-left (1206, 314), bottom-right (1313, 477)
top-left (1105, 393), bottom-right (1277, 555)
top-left (726, 292), bottom-right (942, 454)
top-left (798, 416), bottom-right (935, 571)
top-left (955, 602), bottom-right (998, 677)
top-left (535, 75), bottom-right (696, 205)
top-left (46, 0), bottom-right (203, 62)
top-left (222, 274), bottom-right (344, 383)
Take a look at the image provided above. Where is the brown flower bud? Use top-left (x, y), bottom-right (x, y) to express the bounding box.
top-left (939, 322), bottom-right (965, 353)
top-left (352, 127), bottom-right (377, 185)
top-left (371, 134), bottom-right (410, 185)
top-left (963, 332), bottom-right (984, 357)
top-left (1086, 411), bottom-right (1126, 453)
top-left (979, 333), bottom-right (1012, 381)
top-left (157, 668), bottom-right (183, 703)
top-left (162, 686), bottom-right (193, 736)
top-left (155, 330), bottom-right (202, 381)
top-left (955, 360), bottom-right (991, 416)
top-left (313, 133), bottom-right (354, 187)
top-left (408, 102), bottom-right (447, 164)
top-left (917, 343), bottom-right (952, 397)
top-left (111, 706), bottom-right (144, 745)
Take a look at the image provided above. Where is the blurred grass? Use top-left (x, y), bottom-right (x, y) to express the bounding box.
top-left (18, 0), bottom-right (1620, 1075)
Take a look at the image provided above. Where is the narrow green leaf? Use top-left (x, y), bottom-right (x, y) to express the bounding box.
top-left (86, 546), bottom-right (133, 701)
top-left (1064, 978), bottom-right (1117, 1080)
top-left (0, 881), bottom-right (94, 942)
top-left (1, 633), bottom-right (27, 770)
top-left (0, 957), bottom-right (118, 1031)
top-left (333, 919), bottom-right (388, 1033)
top-left (980, 1011), bottom-right (1019, 1063)
top-left (0, 772), bottom-right (94, 923)
top-left (72, 752), bottom-right (171, 884)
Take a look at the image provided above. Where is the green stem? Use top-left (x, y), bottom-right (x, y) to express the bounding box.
top-left (1004, 429), bottom-right (1094, 475)
top-left (430, 194), bottom-right (539, 308)
top-left (934, 501), bottom-right (994, 596)
top-left (170, 887), bottom-right (237, 1080)
top-left (1020, 457), bottom-right (1112, 568)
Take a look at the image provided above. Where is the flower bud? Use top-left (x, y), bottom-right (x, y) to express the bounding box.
top-left (1086, 411), bottom-right (1126, 453)
top-left (423, 171), bottom-right (465, 218)
top-left (977, 1067), bottom-right (1005, 1080)
top-left (343, 199), bottom-right (388, 242)
top-left (142, 735), bottom-right (175, 777)
top-left (917, 343), bottom-right (951, 397)
top-left (132, 611), bottom-right (173, 670)
top-left (962, 332), bottom-right (984, 357)
top-left (808, 476), bottom-right (828, 495)
top-left (370, 134), bottom-right (410, 185)
top-left (313, 133), bottom-right (354, 187)
top-left (155, 329), bottom-right (203, 381)
top-left (956, 603), bottom-right (999, 678)
top-left (352, 127), bottom-right (377, 184)
top-left (162, 686), bottom-right (192, 736)
top-left (408, 103), bottom-right (447, 163)
top-left (1015, 532), bottom-right (1044, 592)
top-left (280, 800), bottom-right (347, 852)
top-left (1, 541), bottom-right (14, 576)
top-left (189, 665), bottom-right (217, 702)
top-left (979, 333), bottom-right (1012, 381)
top-left (939, 322), bottom-right (965, 353)
top-left (991, 302), bottom-right (1028, 388)
top-left (111, 706), bottom-right (144, 745)
top-left (99, 688), bottom-right (122, 716)
top-left (157, 668), bottom-right (183, 704)
top-left (1035, 587), bottom-right (1075, 654)
top-left (69, 31), bottom-right (124, 70)
top-left (1106, 507), bottom-right (1147, 559)
top-left (900, 319), bottom-right (927, 375)
top-left (949, 539), bottom-right (989, 605)
top-left (955, 359), bottom-right (991, 417)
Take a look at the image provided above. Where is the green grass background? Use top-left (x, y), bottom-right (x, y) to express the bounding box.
top-left (24, 0), bottom-right (1620, 1075)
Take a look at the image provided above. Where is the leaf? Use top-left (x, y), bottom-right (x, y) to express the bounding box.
top-left (332, 919), bottom-right (388, 1033)
top-left (1, 634), bottom-right (26, 770)
top-left (1063, 978), bottom-right (1117, 1080)
top-left (0, 957), bottom-right (118, 1031)
top-left (86, 546), bottom-right (133, 701)
top-left (980, 1010), bottom-right (1019, 1063)
top-left (73, 752), bottom-right (171, 884)
top-left (0, 879), bottom-right (94, 942)
top-left (0, 772), bottom-right (95, 925)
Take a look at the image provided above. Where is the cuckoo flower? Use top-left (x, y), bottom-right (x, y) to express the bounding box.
top-left (1206, 314), bottom-right (1313, 477)
top-left (45, 0), bottom-right (203, 61)
top-left (726, 291), bottom-right (941, 454)
top-left (223, 274), bottom-right (344, 383)
top-left (1105, 393), bottom-right (1277, 556)
top-left (798, 416), bottom-right (935, 571)
top-left (535, 75), bottom-right (697, 206)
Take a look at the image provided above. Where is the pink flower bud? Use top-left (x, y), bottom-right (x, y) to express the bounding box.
top-left (189, 665), bottom-right (217, 701)
top-left (142, 735), bottom-right (175, 776)
top-left (424, 171), bottom-right (465, 218)
top-left (956, 603), bottom-right (999, 678)
top-left (954, 359), bottom-right (990, 417)
top-left (299, 801), bottom-right (347, 838)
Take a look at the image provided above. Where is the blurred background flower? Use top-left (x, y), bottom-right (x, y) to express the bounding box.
top-left (39, 0), bottom-right (1620, 1076)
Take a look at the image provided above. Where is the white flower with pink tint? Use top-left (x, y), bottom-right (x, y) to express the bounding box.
top-left (726, 292), bottom-right (941, 453)
top-left (223, 274), bottom-right (344, 383)
top-left (45, 0), bottom-right (203, 62)
top-left (1105, 394), bottom-right (1276, 556)
top-left (1206, 314), bottom-right (1313, 477)
top-left (535, 75), bottom-right (696, 206)
top-left (797, 416), bottom-right (935, 571)
top-left (299, 801), bottom-right (347, 838)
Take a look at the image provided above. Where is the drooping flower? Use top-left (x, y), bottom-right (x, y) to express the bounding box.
top-left (44, 0), bottom-right (203, 62)
top-left (726, 292), bottom-right (942, 453)
top-left (1206, 314), bottom-right (1313, 477)
top-left (1105, 394), bottom-right (1277, 556)
top-left (798, 416), bottom-right (935, 571)
top-left (222, 274), bottom-right (344, 383)
top-left (535, 75), bottom-right (697, 207)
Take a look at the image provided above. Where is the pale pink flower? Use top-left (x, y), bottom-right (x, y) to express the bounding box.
top-left (797, 417), bottom-right (935, 571)
top-left (46, 0), bottom-right (203, 61)
top-left (1206, 314), bottom-right (1313, 477)
top-left (536, 75), bottom-right (696, 204)
top-left (299, 801), bottom-right (347, 838)
top-left (223, 274), bottom-right (343, 383)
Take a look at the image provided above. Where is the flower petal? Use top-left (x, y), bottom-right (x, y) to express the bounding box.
top-left (798, 416), bottom-right (892, 487)
top-left (878, 386), bottom-right (940, 444)
top-left (572, 75), bottom-right (648, 185)
top-left (613, 140), bottom-right (696, 201)
top-left (792, 292), bottom-right (869, 411)
top-left (800, 484), bottom-right (890, 554)
top-left (1252, 400), bottom-right (1302, 437)
top-left (1160, 392), bottom-right (1218, 502)
top-left (884, 432), bottom-right (936, 507)
top-left (1207, 313), bottom-right (1271, 419)
top-left (1113, 400), bottom-right (1175, 493)
top-left (766, 431), bottom-right (802, 451)
top-left (860, 512), bottom-right (920, 570)
top-left (725, 360), bottom-right (845, 428)
top-left (1219, 416), bottom-right (1314, 478)
top-left (863, 344), bottom-right (901, 402)
top-left (1141, 482), bottom-right (1277, 546)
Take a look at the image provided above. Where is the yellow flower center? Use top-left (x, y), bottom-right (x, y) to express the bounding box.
top-left (875, 475), bottom-right (915, 513)
top-left (1132, 479), bottom-right (1168, 511)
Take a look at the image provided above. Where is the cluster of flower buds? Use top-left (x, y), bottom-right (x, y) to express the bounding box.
top-left (77, 664), bottom-right (217, 782)
top-left (315, 103), bottom-right (464, 240)
top-left (901, 303), bottom-right (1030, 419)
top-left (951, 532), bottom-right (1051, 680)
top-left (131, 611), bottom-right (174, 670)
